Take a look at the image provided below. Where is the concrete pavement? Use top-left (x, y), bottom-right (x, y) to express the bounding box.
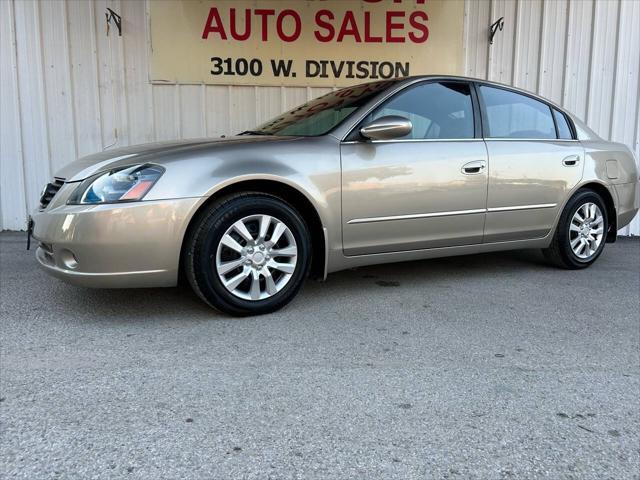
top-left (1, 232), bottom-right (638, 479)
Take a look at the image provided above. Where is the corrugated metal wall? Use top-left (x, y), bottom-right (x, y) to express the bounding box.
top-left (0, 0), bottom-right (334, 230)
top-left (1, 0), bottom-right (638, 234)
top-left (464, 0), bottom-right (640, 235)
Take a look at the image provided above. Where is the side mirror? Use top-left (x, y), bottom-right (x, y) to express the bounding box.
top-left (359, 115), bottom-right (412, 141)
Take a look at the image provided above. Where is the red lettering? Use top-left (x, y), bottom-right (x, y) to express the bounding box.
top-left (277, 9), bottom-right (301, 42)
top-left (203, 5), bottom-right (424, 44)
top-left (335, 88), bottom-right (355, 98)
top-left (307, 102), bottom-right (330, 112)
top-left (337, 11), bottom-right (362, 42)
top-left (363, 12), bottom-right (382, 42)
top-left (201, 7), bottom-right (226, 40)
top-left (409, 11), bottom-right (429, 43)
top-left (254, 9), bottom-right (275, 41)
top-left (386, 11), bottom-right (405, 43)
top-left (230, 8), bottom-right (251, 41)
top-left (314, 10), bottom-right (335, 42)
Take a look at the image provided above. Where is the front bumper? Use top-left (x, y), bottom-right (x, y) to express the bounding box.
top-left (32, 186), bottom-right (202, 288)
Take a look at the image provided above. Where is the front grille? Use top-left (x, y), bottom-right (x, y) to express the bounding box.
top-left (39, 178), bottom-right (65, 209)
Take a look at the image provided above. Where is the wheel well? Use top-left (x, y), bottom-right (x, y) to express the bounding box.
top-left (579, 183), bottom-right (617, 242)
top-left (179, 180), bottom-right (326, 282)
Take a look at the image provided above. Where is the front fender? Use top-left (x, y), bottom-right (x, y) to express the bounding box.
top-left (155, 136), bottom-right (343, 277)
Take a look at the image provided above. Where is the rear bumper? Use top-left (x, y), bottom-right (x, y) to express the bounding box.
top-left (614, 182), bottom-right (639, 230)
top-left (32, 196), bottom-right (202, 288)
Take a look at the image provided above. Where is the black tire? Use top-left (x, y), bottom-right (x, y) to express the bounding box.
top-left (183, 192), bottom-right (312, 316)
top-left (543, 189), bottom-right (609, 269)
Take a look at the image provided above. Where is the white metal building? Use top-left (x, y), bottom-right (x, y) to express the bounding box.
top-left (1, 0), bottom-right (638, 234)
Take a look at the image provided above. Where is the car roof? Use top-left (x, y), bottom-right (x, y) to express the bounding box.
top-left (331, 75), bottom-right (600, 141)
top-left (394, 74), bottom-right (564, 110)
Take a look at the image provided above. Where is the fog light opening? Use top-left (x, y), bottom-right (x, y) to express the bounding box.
top-left (60, 249), bottom-right (79, 270)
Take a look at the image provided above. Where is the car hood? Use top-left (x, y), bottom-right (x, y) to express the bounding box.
top-left (55, 136), bottom-right (298, 182)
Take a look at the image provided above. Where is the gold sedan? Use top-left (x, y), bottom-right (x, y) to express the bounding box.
top-left (32, 76), bottom-right (639, 315)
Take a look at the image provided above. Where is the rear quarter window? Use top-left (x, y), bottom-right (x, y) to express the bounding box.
top-left (553, 109), bottom-right (574, 140)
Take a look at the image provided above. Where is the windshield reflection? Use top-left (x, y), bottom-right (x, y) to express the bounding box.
top-left (248, 80), bottom-right (397, 137)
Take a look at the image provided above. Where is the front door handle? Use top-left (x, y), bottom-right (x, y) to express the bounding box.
top-left (461, 160), bottom-right (487, 175)
top-left (562, 155), bottom-right (580, 166)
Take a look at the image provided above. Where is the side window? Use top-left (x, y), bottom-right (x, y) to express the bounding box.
top-left (479, 85), bottom-right (556, 139)
top-left (365, 82), bottom-right (475, 140)
top-left (553, 109), bottom-right (573, 139)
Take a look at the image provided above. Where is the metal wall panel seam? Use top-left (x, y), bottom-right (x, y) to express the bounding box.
top-left (535, 0), bottom-right (546, 95)
top-left (583, 0), bottom-right (597, 125)
top-left (115, 0), bottom-right (128, 147)
top-left (176, 84), bottom-right (182, 139)
top-left (34, 0), bottom-right (52, 179)
top-left (5, 0), bottom-right (28, 228)
top-left (611, 0), bottom-right (623, 140)
top-left (511, 0), bottom-right (521, 87)
top-left (89, 0), bottom-right (105, 151)
top-left (254, 85), bottom-right (260, 127)
top-left (606, 0), bottom-right (622, 140)
top-left (462, 0), bottom-right (470, 76)
top-left (144, 0), bottom-right (156, 143)
top-left (559, 0), bottom-right (571, 105)
top-left (486, 0), bottom-right (494, 81)
top-left (61, 0), bottom-right (79, 162)
top-left (201, 83), bottom-right (207, 135)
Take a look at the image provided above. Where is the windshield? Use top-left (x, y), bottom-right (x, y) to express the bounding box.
top-left (244, 80), bottom-right (397, 137)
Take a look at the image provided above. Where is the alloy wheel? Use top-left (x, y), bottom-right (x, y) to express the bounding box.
top-left (215, 214), bottom-right (298, 301)
top-left (569, 202), bottom-right (604, 260)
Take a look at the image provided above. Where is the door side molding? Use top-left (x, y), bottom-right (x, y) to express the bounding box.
top-left (349, 203), bottom-right (557, 225)
top-left (348, 208), bottom-right (487, 224)
top-left (487, 203), bottom-right (557, 213)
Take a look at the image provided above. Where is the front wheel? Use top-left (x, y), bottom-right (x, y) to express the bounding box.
top-left (183, 193), bottom-right (311, 316)
top-left (543, 189), bottom-right (608, 269)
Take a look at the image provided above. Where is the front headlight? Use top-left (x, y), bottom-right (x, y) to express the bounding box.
top-left (67, 164), bottom-right (165, 205)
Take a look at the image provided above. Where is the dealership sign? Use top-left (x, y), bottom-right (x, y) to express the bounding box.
top-left (149, 0), bottom-right (463, 87)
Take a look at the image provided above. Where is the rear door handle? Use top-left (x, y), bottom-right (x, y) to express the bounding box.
top-left (461, 160), bottom-right (487, 175)
top-left (562, 155), bottom-right (580, 166)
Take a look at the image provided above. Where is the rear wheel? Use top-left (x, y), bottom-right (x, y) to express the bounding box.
top-left (543, 189), bottom-right (608, 269)
top-left (183, 193), bottom-right (311, 316)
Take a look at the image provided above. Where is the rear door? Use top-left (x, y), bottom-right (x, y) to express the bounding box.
top-left (476, 84), bottom-right (584, 242)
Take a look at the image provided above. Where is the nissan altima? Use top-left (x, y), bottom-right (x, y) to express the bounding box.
top-left (32, 76), bottom-right (639, 315)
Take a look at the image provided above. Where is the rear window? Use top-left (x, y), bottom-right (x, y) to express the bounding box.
top-left (479, 85), bottom-right (556, 139)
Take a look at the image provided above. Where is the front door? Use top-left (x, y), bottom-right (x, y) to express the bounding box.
top-left (477, 84), bottom-right (584, 242)
top-left (341, 81), bottom-right (488, 256)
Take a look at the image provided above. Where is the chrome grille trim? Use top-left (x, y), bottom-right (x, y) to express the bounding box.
top-left (39, 178), bottom-right (65, 209)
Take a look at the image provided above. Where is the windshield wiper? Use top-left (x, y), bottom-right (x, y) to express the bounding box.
top-left (238, 130), bottom-right (272, 136)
